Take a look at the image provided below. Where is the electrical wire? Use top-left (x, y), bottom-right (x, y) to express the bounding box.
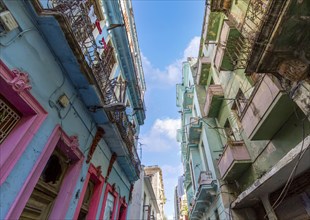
top-left (0, 28), bottom-right (35, 47)
top-left (263, 118), bottom-right (309, 219)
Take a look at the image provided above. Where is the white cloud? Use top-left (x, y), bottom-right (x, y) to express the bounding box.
top-left (142, 36), bottom-right (200, 86)
top-left (183, 36), bottom-right (200, 58)
top-left (141, 118), bottom-right (180, 152)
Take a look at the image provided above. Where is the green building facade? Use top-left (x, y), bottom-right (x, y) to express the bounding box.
top-left (177, 0), bottom-right (310, 219)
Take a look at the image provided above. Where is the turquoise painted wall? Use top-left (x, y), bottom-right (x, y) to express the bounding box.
top-left (0, 0), bottom-right (132, 219)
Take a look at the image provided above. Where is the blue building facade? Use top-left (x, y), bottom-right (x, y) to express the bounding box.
top-left (0, 0), bottom-right (145, 219)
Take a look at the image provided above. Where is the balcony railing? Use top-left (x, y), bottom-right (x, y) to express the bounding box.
top-left (241, 74), bottom-right (295, 140)
top-left (204, 84), bottom-right (224, 117)
top-left (49, 1), bottom-right (140, 176)
top-left (198, 171), bottom-right (213, 186)
top-left (188, 117), bottom-right (202, 144)
top-left (183, 87), bottom-right (194, 112)
top-left (196, 57), bottom-right (211, 85)
top-left (109, 110), bottom-right (140, 175)
top-left (235, 0), bottom-right (272, 70)
top-left (214, 20), bottom-right (242, 71)
top-left (210, 0), bottom-right (233, 12)
top-left (218, 141), bottom-right (251, 181)
top-left (49, 0), bottom-right (125, 106)
top-left (190, 171), bottom-right (217, 220)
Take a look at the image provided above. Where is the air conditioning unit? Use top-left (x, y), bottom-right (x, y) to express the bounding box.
top-left (0, 10), bottom-right (18, 32)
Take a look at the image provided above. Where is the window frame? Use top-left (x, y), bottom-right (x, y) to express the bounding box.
top-left (99, 183), bottom-right (119, 220)
top-left (116, 197), bottom-right (128, 220)
top-left (6, 125), bottom-right (84, 219)
top-left (0, 60), bottom-right (47, 185)
top-left (73, 163), bottom-right (105, 220)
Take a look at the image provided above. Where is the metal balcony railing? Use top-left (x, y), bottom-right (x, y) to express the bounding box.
top-left (235, 0), bottom-right (272, 69)
top-left (198, 171), bottom-right (213, 186)
top-left (49, 0), bottom-right (124, 106)
top-left (110, 110), bottom-right (140, 174)
top-left (49, 0), bottom-right (140, 173)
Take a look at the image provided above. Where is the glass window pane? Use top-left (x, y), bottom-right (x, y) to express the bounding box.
top-left (104, 192), bottom-right (115, 220)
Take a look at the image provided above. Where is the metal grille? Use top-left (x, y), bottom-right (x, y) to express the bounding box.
top-left (235, 0), bottom-right (271, 69)
top-left (0, 97), bottom-right (21, 144)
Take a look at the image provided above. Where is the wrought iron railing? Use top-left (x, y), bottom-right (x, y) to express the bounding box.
top-left (49, 0), bottom-right (124, 106)
top-left (49, 0), bottom-right (140, 173)
top-left (109, 110), bottom-right (140, 175)
top-left (198, 171), bottom-right (213, 185)
top-left (235, 0), bottom-right (271, 69)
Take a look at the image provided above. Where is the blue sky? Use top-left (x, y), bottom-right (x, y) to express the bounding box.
top-left (132, 1), bottom-right (204, 219)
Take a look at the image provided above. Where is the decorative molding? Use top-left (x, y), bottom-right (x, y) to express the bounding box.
top-left (99, 183), bottom-right (119, 220)
top-left (0, 60), bottom-right (47, 185)
top-left (68, 135), bottom-right (79, 151)
top-left (86, 127), bottom-right (105, 163)
top-left (8, 69), bottom-right (32, 93)
top-left (73, 163), bottom-right (104, 220)
top-left (6, 125), bottom-right (84, 220)
top-left (105, 153), bottom-right (117, 182)
top-left (111, 183), bottom-right (116, 192)
top-left (96, 165), bottom-right (102, 178)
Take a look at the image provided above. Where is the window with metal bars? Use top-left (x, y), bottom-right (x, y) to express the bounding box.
top-left (0, 0), bottom-right (7, 33)
top-left (0, 95), bottom-right (21, 144)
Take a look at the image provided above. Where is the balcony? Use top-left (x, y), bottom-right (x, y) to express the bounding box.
top-left (109, 111), bottom-right (141, 179)
top-left (218, 141), bottom-right (251, 181)
top-left (190, 171), bottom-right (217, 220)
top-left (210, 0), bottom-right (233, 12)
top-left (186, 144), bottom-right (198, 162)
top-left (184, 163), bottom-right (192, 190)
top-left (176, 84), bottom-right (185, 108)
top-left (188, 117), bottom-right (202, 144)
top-left (176, 129), bottom-right (183, 143)
top-left (206, 12), bottom-right (222, 42)
top-left (183, 87), bottom-right (194, 112)
top-left (241, 74), bottom-right (295, 140)
top-left (233, 0), bottom-right (310, 78)
top-left (214, 20), bottom-right (242, 71)
top-left (204, 85), bottom-right (224, 117)
top-left (30, 1), bottom-right (141, 182)
top-left (196, 57), bottom-right (211, 85)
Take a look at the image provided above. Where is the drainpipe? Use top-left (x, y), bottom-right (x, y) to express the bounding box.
top-left (260, 194), bottom-right (278, 220)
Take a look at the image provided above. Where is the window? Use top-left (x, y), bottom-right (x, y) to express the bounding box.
top-left (78, 180), bottom-right (95, 219)
top-left (0, 95), bottom-right (21, 144)
top-left (117, 197), bottom-right (128, 220)
top-left (102, 41), bottom-right (116, 75)
top-left (232, 89), bottom-right (247, 118)
top-left (224, 119), bottom-right (236, 142)
top-left (6, 126), bottom-right (84, 220)
top-left (104, 193), bottom-right (115, 220)
top-left (20, 149), bottom-right (69, 219)
top-left (99, 184), bottom-right (118, 220)
top-left (0, 61), bottom-right (47, 185)
top-left (74, 164), bottom-right (104, 220)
